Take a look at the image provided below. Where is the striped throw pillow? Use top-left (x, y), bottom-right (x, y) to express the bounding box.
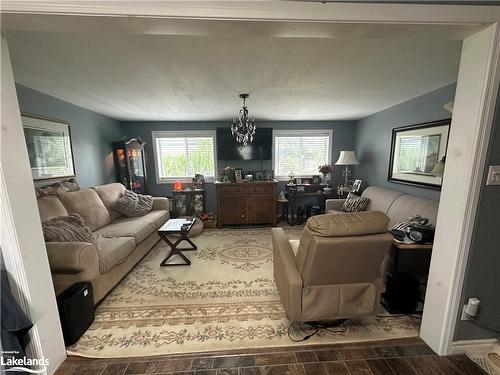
top-left (342, 193), bottom-right (369, 212)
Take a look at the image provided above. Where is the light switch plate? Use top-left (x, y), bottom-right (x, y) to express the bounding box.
top-left (486, 165), bottom-right (500, 186)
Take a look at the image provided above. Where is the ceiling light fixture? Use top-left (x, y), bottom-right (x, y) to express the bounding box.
top-left (231, 93), bottom-right (256, 146)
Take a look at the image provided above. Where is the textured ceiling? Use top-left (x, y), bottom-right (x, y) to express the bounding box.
top-left (7, 21), bottom-right (462, 121)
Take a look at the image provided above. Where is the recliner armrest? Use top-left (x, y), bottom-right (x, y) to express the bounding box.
top-left (152, 197), bottom-right (170, 211)
top-left (45, 242), bottom-right (100, 279)
top-left (325, 199), bottom-right (345, 212)
top-left (271, 228), bottom-right (303, 322)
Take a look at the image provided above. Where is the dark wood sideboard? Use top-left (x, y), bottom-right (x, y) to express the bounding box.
top-left (215, 180), bottom-right (277, 228)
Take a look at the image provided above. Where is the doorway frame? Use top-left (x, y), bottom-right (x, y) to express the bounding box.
top-left (1, 2), bottom-right (500, 367)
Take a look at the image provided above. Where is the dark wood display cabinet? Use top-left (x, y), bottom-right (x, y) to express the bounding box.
top-left (215, 181), bottom-right (277, 228)
top-left (112, 138), bottom-right (147, 194)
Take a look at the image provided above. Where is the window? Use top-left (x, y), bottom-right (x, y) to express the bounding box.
top-left (152, 131), bottom-right (216, 183)
top-left (273, 129), bottom-right (332, 179)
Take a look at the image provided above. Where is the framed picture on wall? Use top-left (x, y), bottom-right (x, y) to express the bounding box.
top-left (21, 113), bottom-right (76, 181)
top-left (388, 119), bottom-right (450, 189)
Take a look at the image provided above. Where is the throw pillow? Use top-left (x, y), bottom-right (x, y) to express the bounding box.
top-left (342, 193), bottom-right (369, 212)
top-left (112, 190), bottom-right (153, 217)
top-left (42, 214), bottom-right (95, 244)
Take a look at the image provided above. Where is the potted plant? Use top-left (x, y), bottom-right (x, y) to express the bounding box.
top-left (318, 164), bottom-right (333, 185)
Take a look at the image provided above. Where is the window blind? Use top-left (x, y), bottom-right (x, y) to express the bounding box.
top-left (154, 133), bottom-right (215, 180)
top-left (274, 131), bottom-right (331, 177)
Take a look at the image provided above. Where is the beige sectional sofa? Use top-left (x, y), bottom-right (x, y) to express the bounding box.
top-left (37, 183), bottom-right (170, 304)
top-left (326, 186), bottom-right (439, 227)
top-left (272, 185), bottom-right (439, 323)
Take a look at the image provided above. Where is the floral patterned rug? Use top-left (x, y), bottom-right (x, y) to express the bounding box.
top-left (67, 226), bottom-right (420, 358)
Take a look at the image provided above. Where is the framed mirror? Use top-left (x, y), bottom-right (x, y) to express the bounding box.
top-left (22, 113), bottom-right (75, 181)
top-left (388, 119), bottom-right (451, 190)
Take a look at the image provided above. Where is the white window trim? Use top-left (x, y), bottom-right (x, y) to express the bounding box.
top-left (152, 130), bottom-right (217, 184)
top-left (272, 129), bottom-right (333, 181)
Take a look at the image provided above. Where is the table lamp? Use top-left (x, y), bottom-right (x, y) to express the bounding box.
top-left (174, 180), bottom-right (182, 191)
top-left (335, 151), bottom-right (359, 187)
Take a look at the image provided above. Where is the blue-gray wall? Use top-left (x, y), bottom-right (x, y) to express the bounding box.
top-left (355, 83), bottom-right (457, 200)
top-left (454, 88), bottom-right (500, 341)
top-left (15, 84), bottom-right (123, 188)
top-left (121, 121), bottom-right (357, 212)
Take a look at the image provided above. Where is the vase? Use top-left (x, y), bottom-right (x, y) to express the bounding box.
top-left (322, 173), bottom-right (329, 185)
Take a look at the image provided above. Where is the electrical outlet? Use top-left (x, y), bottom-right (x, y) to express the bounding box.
top-left (461, 304), bottom-right (472, 321)
top-left (486, 166), bottom-right (500, 186)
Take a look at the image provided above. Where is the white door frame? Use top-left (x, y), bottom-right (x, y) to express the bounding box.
top-left (1, 32), bottom-right (66, 375)
top-left (1, 2), bottom-right (499, 363)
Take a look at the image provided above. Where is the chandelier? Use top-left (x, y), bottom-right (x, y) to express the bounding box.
top-left (231, 93), bottom-right (256, 146)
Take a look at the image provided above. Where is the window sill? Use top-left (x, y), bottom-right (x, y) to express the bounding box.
top-left (156, 178), bottom-right (215, 184)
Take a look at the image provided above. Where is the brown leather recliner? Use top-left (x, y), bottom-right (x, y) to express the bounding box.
top-left (272, 211), bottom-right (392, 323)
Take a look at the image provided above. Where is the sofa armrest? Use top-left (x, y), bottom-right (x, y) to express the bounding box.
top-left (271, 228), bottom-right (303, 322)
top-left (45, 242), bottom-right (100, 279)
top-left (325, 199), bottom-right (346, 212)
top-left (152, 197), bottom-right (170, 211)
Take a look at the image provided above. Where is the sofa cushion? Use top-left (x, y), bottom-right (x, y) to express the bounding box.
top-left (93, 183), bottom-right (126, 220)
top-left (327, 209), bottom-right (344, 215)
top-left (361, 186), bottom-right (404, 214)
top-left (42, 214), bottom-right (95, 244)
top-left (305, 211), bottom-right (390, 237)
top-left (37, 196), bottom-right (68, 222)
top-left (141, 210), bottom-right (170, 229)
top-left (112, 190), bottom-right (153, 217)
top-left (387, 194), bottom-right (439, 228)
top-left (61, 189), bottom-right (111, 231)
top-left (95, 236), bottom-right (135, 273)
top-left (93, 216), bottom-right (156, 243)
top-left (342, 193), bottom-right (369, 212)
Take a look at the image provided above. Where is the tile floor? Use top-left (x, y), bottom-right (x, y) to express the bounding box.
top-left (55, 337), bottom-right (486, 375)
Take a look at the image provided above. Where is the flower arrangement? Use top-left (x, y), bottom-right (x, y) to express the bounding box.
top-left (318, 164), bottom-right (333, 175)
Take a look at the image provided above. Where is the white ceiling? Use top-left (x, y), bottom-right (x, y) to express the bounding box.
top-left (5, 16), bottom-right (464, 121)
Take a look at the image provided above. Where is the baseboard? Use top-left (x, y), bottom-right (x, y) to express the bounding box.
top-left (450, 338), bottom-right (499, 354)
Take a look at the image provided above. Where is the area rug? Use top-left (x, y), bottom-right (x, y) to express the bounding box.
top-left (67, 226), bottom-right (420, 358)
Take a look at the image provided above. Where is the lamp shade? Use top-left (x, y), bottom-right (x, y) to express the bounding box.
top-left (335, 151), bottom-right (359, 165)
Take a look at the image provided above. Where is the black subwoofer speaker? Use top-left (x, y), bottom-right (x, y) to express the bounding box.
top-left (57, 282), bottom-right (94, 346)
top-left (381, 272), bottom-right (420, 314)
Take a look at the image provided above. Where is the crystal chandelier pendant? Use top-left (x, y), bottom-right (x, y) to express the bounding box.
top-left (231, 93), bottom-right (256, 146)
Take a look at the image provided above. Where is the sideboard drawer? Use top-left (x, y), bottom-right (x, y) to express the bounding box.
top-left (247, 185), bottom-right (274, 195)
top-left (217, 186), bottom-right (245, 195)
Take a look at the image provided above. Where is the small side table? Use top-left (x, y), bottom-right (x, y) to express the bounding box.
top-left (277, 199), bottom-right (290, 224)
top-left (172, 189), bottom-right (206, 218)
top-left (381, 240), bottom-right (433, 314)
top-left (158, 219), bottom-right (197, 266)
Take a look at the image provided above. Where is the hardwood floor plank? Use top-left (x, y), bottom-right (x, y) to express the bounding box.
top-left (315, 350), bottom-right (339, 361)
top-left (213, 356), bottom-right (255, 369)
top-left (445, 355), bottom-right (487, 375)
top-left (302, 362), bottom-right (328, 375)
top-left (254, 353), bottom-right (297, 366)
top-left (124, 362), bottom-right (150, 374)
top-left (191, 358), bottom-right (214, 370)
top-left (101, 363), bottom-right (128, 375)
top-left (336, 348), bottom-right (377, 361)
top-left (323, 361), bottom-right (350, 375)
top-left (345, 360), bottom-right (374, 375)
top-left (406, 356), bottom-right (462, 375)
top-left (385, 358), bottom-right (417, 375)
top-left (366, 359), bottom-right (396, 375)
top-left (294, 351), bottom-right (318, 363)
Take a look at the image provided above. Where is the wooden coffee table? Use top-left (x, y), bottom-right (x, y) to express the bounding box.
top-left (158, 218), bottom-right (197, 266)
